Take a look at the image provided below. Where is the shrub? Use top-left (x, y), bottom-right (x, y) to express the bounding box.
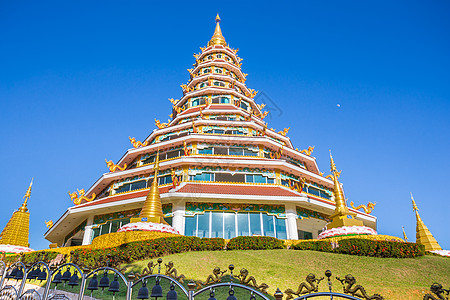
top-left (3, 251), bottom-right (59, 265)
top-left (227, 236), bottom-right (285, 250)
top-left (71, 236), bottom-right (225, 267)
top-left (291, 238), bottom-right (425, 258)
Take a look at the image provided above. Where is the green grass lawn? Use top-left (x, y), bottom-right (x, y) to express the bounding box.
top-left (122, 250), bottom-right (450, 300)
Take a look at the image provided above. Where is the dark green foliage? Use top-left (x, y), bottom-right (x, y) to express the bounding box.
top-left (292, 238), bottom-right (425, 258)
top-left (226, 236), bottom-right (285, 250)
top-left (4, 251), bottom-right (59, 265)
top-left (71, 236), bottom-right (225, 267)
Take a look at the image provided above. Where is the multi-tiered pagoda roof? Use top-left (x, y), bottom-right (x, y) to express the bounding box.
top-left (45, 15), bottom-right (376, 246)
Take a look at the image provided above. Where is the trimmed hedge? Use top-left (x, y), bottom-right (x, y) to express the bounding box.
top-left (4, 251), bottom-right (59, 265)
top-left (292, 238), bottom-right (425, 258)
top-left (72, 236), bottom-right (225, 267)
top-left (227, 236), bottom-right (285, 250)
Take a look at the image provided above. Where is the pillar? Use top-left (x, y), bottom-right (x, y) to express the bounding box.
top-left (82, 215), bottom-right (94, 245)
top-left (172, 200), bottom-right (185, 235)
top-left (285, 203), bottom-right (298, 240)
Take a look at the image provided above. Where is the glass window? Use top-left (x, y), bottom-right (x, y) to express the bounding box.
top-left (229, 147), bottom-right (243, 156)
top-left (254, 175), bottom-right (266, 183)
top-left (197, 213), bottom-right (209, 238)
top-left (244, 149), bottom-right (258, 156)
top-left (190, 173), bottom-right (213, 181)
top-left (262, 214), bottom-right (275, 237)
top-left (240, 101), bottom-right (248, 110)
top-left (267, 178), bottom-right (274, 184)
top-left (249, 213), bottom-right (262, 236)
top-left (164, 217), bottom-right (173, 226)
top-left (246, 174), bottom-right (254, 183)
top-left (130, 180), bottom-right (146, 191)
top-left (237, 213), bottom-right (250, 236)
top-left (198, 147), bottom-right (213, 154)
top-left (185, 216), bottom-right (196, 236)
top-left (275, 218), bottom-right (287, 239)
top-left (91, 227), bottom-right (101, 241)
top-left (214, 147), bottom-right (228, 155)
top-left (220, 97), bottom-right (230, 104)
top-left (224, 213), bottom-right (236, 239)
top-left (211, 212), bottom-right (223, 238)
top-left (110, 220), bottom-right (121, 233)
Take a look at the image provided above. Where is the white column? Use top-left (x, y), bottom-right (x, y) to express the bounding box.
top-left (82, 215), bottom-right (94, 245)
top-left (172, 200), bottom-right (185, 235)
top-left (285, 203), bottom-right (298, 240)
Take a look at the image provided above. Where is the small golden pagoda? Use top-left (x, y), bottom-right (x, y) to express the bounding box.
top-left (0, 180), bottom-right (32, 247)
top-left (130, 151), bottom-right (168, 225)
top-left (326, 152), bottom-right (364, 229)
top-left (411, 193), bottom-right (441, 251)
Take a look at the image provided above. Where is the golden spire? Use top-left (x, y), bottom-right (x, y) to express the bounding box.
top-left (135, 150), bottom-right (168, 224)
top-left (402, 226), bottom-right (408, 241)
top-left (411, 193), bottom-right (441, 251)
top-left (0, 180), bottom-right (32, 247)
top-left (208, 14), bottom-right (227, 47)
top-left (19, 178), bottom-right (33, 213)
top-left (327, 151), bottom-right (363, 229)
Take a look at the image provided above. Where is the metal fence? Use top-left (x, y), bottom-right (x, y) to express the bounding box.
top-left (0, 258), bottom-right (447, 300)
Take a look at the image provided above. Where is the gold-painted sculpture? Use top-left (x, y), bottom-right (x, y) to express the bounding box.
top-left (245, 89), bottom-right (258, 98)
top-left (411, 193), bottom-right (441, 251)
top-left (288, 178), bottom-right (305, 193)
top-left (69, 189), bottom-right (96, 206)
top-left (183, 141), bottom-right (192, 156)
top-left (171, 169), bottom-right (181, 189)
top-left (300, 146), bottom-right (314, 156)
top-left (129, 137), bottom-right (148, 148)
top-left (165, 261), bottom-right (186, 283)
top-left (326, 151), bottom-right (364, 229)
top-left (337, 274), bottom-right (383, 300)
top-left (0, 180), bottom-right (33, 247)
top-left (285, 274), bottom-right (324, 299)
top-left (208, 14), bottom-right (227, 47)
top-left (196, 267), bottom-right (227, 289)
top-left (131, 150), bottom-right (168, 225)
top-left (105, 159), bottom-right (127, 172)
top-left (269, 146), bottom-right (283, 159)
top-left (45, 220), bottom-right (53, 229)
top-left (237, 268), bottom-right (269, 293)
top-left (168, 98), bottom-right (179, 105)
top-left (278, 127), bottom-right (290, 136)
top-left (350, 201), bottom-right (376, 214)
top-left (155, 118), bottom-right (170, 129)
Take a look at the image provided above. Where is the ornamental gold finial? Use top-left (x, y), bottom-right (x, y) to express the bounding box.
top-left (19, 178), bottom-right (33, 212)
top-left (402, 226), bottom-right (408, 241)
top-left (208, 14), bottom-right (227, 47)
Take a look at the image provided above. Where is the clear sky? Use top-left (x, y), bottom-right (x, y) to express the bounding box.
top-left (0, 1), bottom-right (449, 250)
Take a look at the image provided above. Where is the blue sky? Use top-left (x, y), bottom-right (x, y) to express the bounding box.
top-left (0, 1), bottom-right (449, 250)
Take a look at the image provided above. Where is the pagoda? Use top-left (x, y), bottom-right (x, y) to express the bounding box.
top-left (411, 194), bottom-right (441, 252)
top-left (44, 15), bottom-right (377, 247)
top-left (0, 180), bottom-right (34, 254)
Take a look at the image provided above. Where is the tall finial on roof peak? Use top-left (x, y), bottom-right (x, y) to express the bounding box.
top-left (19, 178), bottom-right (33, 213)
top-left (208, 14), bottom-right (227, 47)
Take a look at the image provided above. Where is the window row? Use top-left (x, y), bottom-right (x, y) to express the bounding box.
top-left (185, 212), bottom-right (287, 239)
top-left (189, 172), bottom-right (274, 184)
top-left (198, 145), bottom-right (258, 156)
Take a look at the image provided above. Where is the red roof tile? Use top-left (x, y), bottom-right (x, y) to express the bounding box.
top-left (176, 184), bottom-right (299, 197)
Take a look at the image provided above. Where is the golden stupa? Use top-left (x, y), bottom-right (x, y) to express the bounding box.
top-left (0, 180), bottom-right (33, 247)
top-left (208, 14), bottom-right (227, 47)
top-left (130, 151), bottom-right (168, 225)
top-left (411, 193), bottom-right (441, 251)
top-left (326, 152), bottom-right (364, 229)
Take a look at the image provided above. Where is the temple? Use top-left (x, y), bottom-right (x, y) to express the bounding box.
top-left (44, 15), bottom-right (377, 247)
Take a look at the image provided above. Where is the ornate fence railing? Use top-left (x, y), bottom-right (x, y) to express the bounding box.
top-left (0, 257), bottom-right (447, 300)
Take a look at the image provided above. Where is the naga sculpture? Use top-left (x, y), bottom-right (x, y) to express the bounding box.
top-left (237, 268), bottom-right (269, 293)
top-left (196, 267), bottom-right (227, 289)
top-left (269, 146), bottom-right (283, 159)
top-left (256, 103), bottom-right (266, 110)
top-left (285, 273), bottom-right (324, 299)
top-left (278, 127), bottom-right (290, 136)
top-left (423, 283), bottom-right (449, 300)
top-left (105, 159), bottom-right (127, 172)
top-left (69, 189), bottom-right (96, 206)
top-left (350, 201), bottom-right (376, 214)
top-left (300, 146), bottom-right (314, 156)
top-left (129, 136), bottom-right (148, 148)
top-left (288, 178), bottom-right (305, 193)
top-left (260, 111), bottom-right (269, 120)
top-left (155, 119), bottom-right (170, 129)
top-left (45, 220), bottom-right (53, 229)
top-left (337, 274), bottom-right (384, 300)
top-left (183, 141), bottom-right (192, 156)
top-left (168, 98), bottom-right (179, 105)
top-left (165, 261), bottom-right (186, 283)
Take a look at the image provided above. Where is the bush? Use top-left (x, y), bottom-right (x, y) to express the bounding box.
top-left (227, 236), bottom-right (285, 250)
top-left (3, 251), bottom-right (59, 265)
top-left (291, 240), bottom-right (333, 252)
top-left (291, 238), bottom-right (425, 258)
top-left (71, 236), bottom-right (225, 267)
